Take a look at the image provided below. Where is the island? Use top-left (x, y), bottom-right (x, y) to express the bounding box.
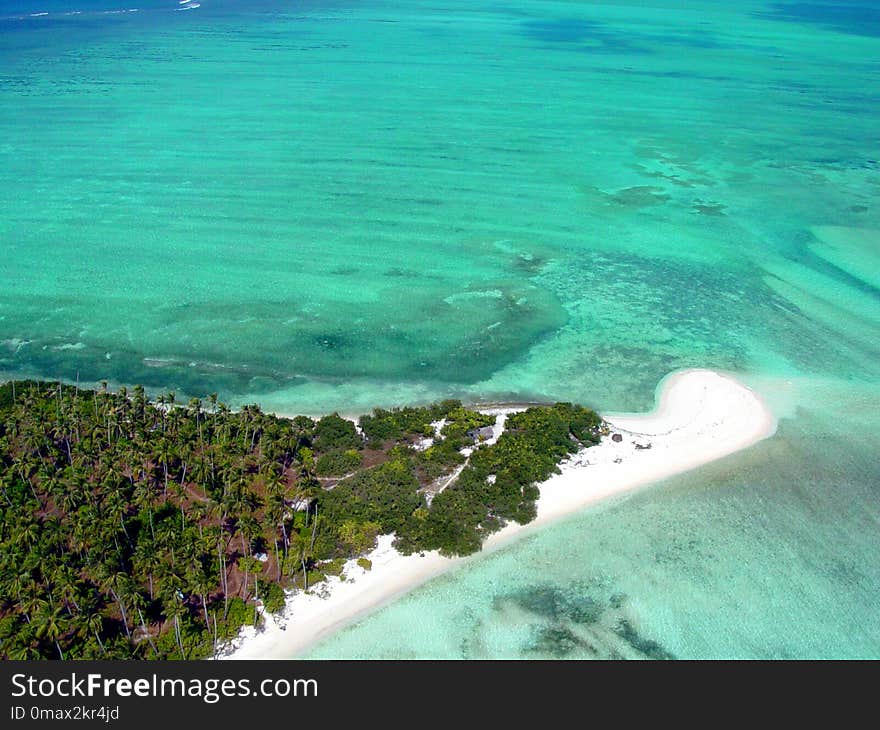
top-left (0, 370), bottom-right (774, 660)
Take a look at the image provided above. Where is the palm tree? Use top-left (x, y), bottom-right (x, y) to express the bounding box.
top-left (236, 514), bottom-right (260, 559)
top-left (98, 569), bottom-right (132, 639)
top-left (289, 531), bottom-right (314, 591)
top-left (236, 556), bottom-right (263, 602)
top-left (54, 564), bottom-right (81, 615)
top-left (17, 582), bottom-right (45, 626)
top-left (0, 472), bottom-right (13, 507)
top-left (186, 564), bottom-right (215, 630)
top-left (16, 519), bottom-right (40, 550)
top-left (154, 438), bottom-right (174, 496)
top-left (80, 610), bottom-right (107, 656)
top-left (159, 578), bottom-right (187, 660)
top-left (132, 480), bottom-right (156, 540)
top-left (129, 591), bottom-right (158, 657)
top-left (34, 602), bottom-right (67, 659)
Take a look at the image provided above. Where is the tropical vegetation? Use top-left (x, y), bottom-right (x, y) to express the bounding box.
top-left (0, 379), bottom-right (603, 659)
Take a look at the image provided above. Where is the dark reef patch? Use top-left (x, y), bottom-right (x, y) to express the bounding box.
top-left (496, 584), bottom-right (604, 625)
top-left (608, 186), bottom-right (671, 208)
top-left (756, 3), bottom-right (880, 38)
top-left (692, 200), bottom-right (727, 216)
top-left (330, 266), bottom-right (360, 276)
top-left (520, 17), bottom-right (652, 55)
top-left (526, 626), bottom-right (593, 658)
top-left (492, 581), bottom-right (675, 659)
top-left (614, 619), bottom-right (675, 660)
top-left (0, 277), bottom-right (568, 397)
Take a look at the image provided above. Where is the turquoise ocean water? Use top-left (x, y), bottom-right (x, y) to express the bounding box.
top-left (1, 0), bottom-right (878, 658)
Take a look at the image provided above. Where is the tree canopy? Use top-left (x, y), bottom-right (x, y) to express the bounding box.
top-left (0, 380), bottom-right (604, 659)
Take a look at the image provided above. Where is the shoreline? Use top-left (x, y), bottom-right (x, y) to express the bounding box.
top-left (220, 368), bottom-right (777, 660)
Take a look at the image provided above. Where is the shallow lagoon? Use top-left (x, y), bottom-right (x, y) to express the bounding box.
top-left (1, 0), bottom-right (878, 657)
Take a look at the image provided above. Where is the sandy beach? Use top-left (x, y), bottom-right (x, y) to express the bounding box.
top-left (221, 368), bottom-right (776, 660)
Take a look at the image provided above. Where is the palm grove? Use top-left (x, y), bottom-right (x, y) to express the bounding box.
top-left (0, 380), bottom-right (604, 659)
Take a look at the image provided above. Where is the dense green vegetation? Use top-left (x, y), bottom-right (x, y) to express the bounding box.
top-left (0, 380), bottom-right (603, 660)
top-left (394, 403), bottom-right (604, 556)
top-left (315, 449), bottom-right (362, 477)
